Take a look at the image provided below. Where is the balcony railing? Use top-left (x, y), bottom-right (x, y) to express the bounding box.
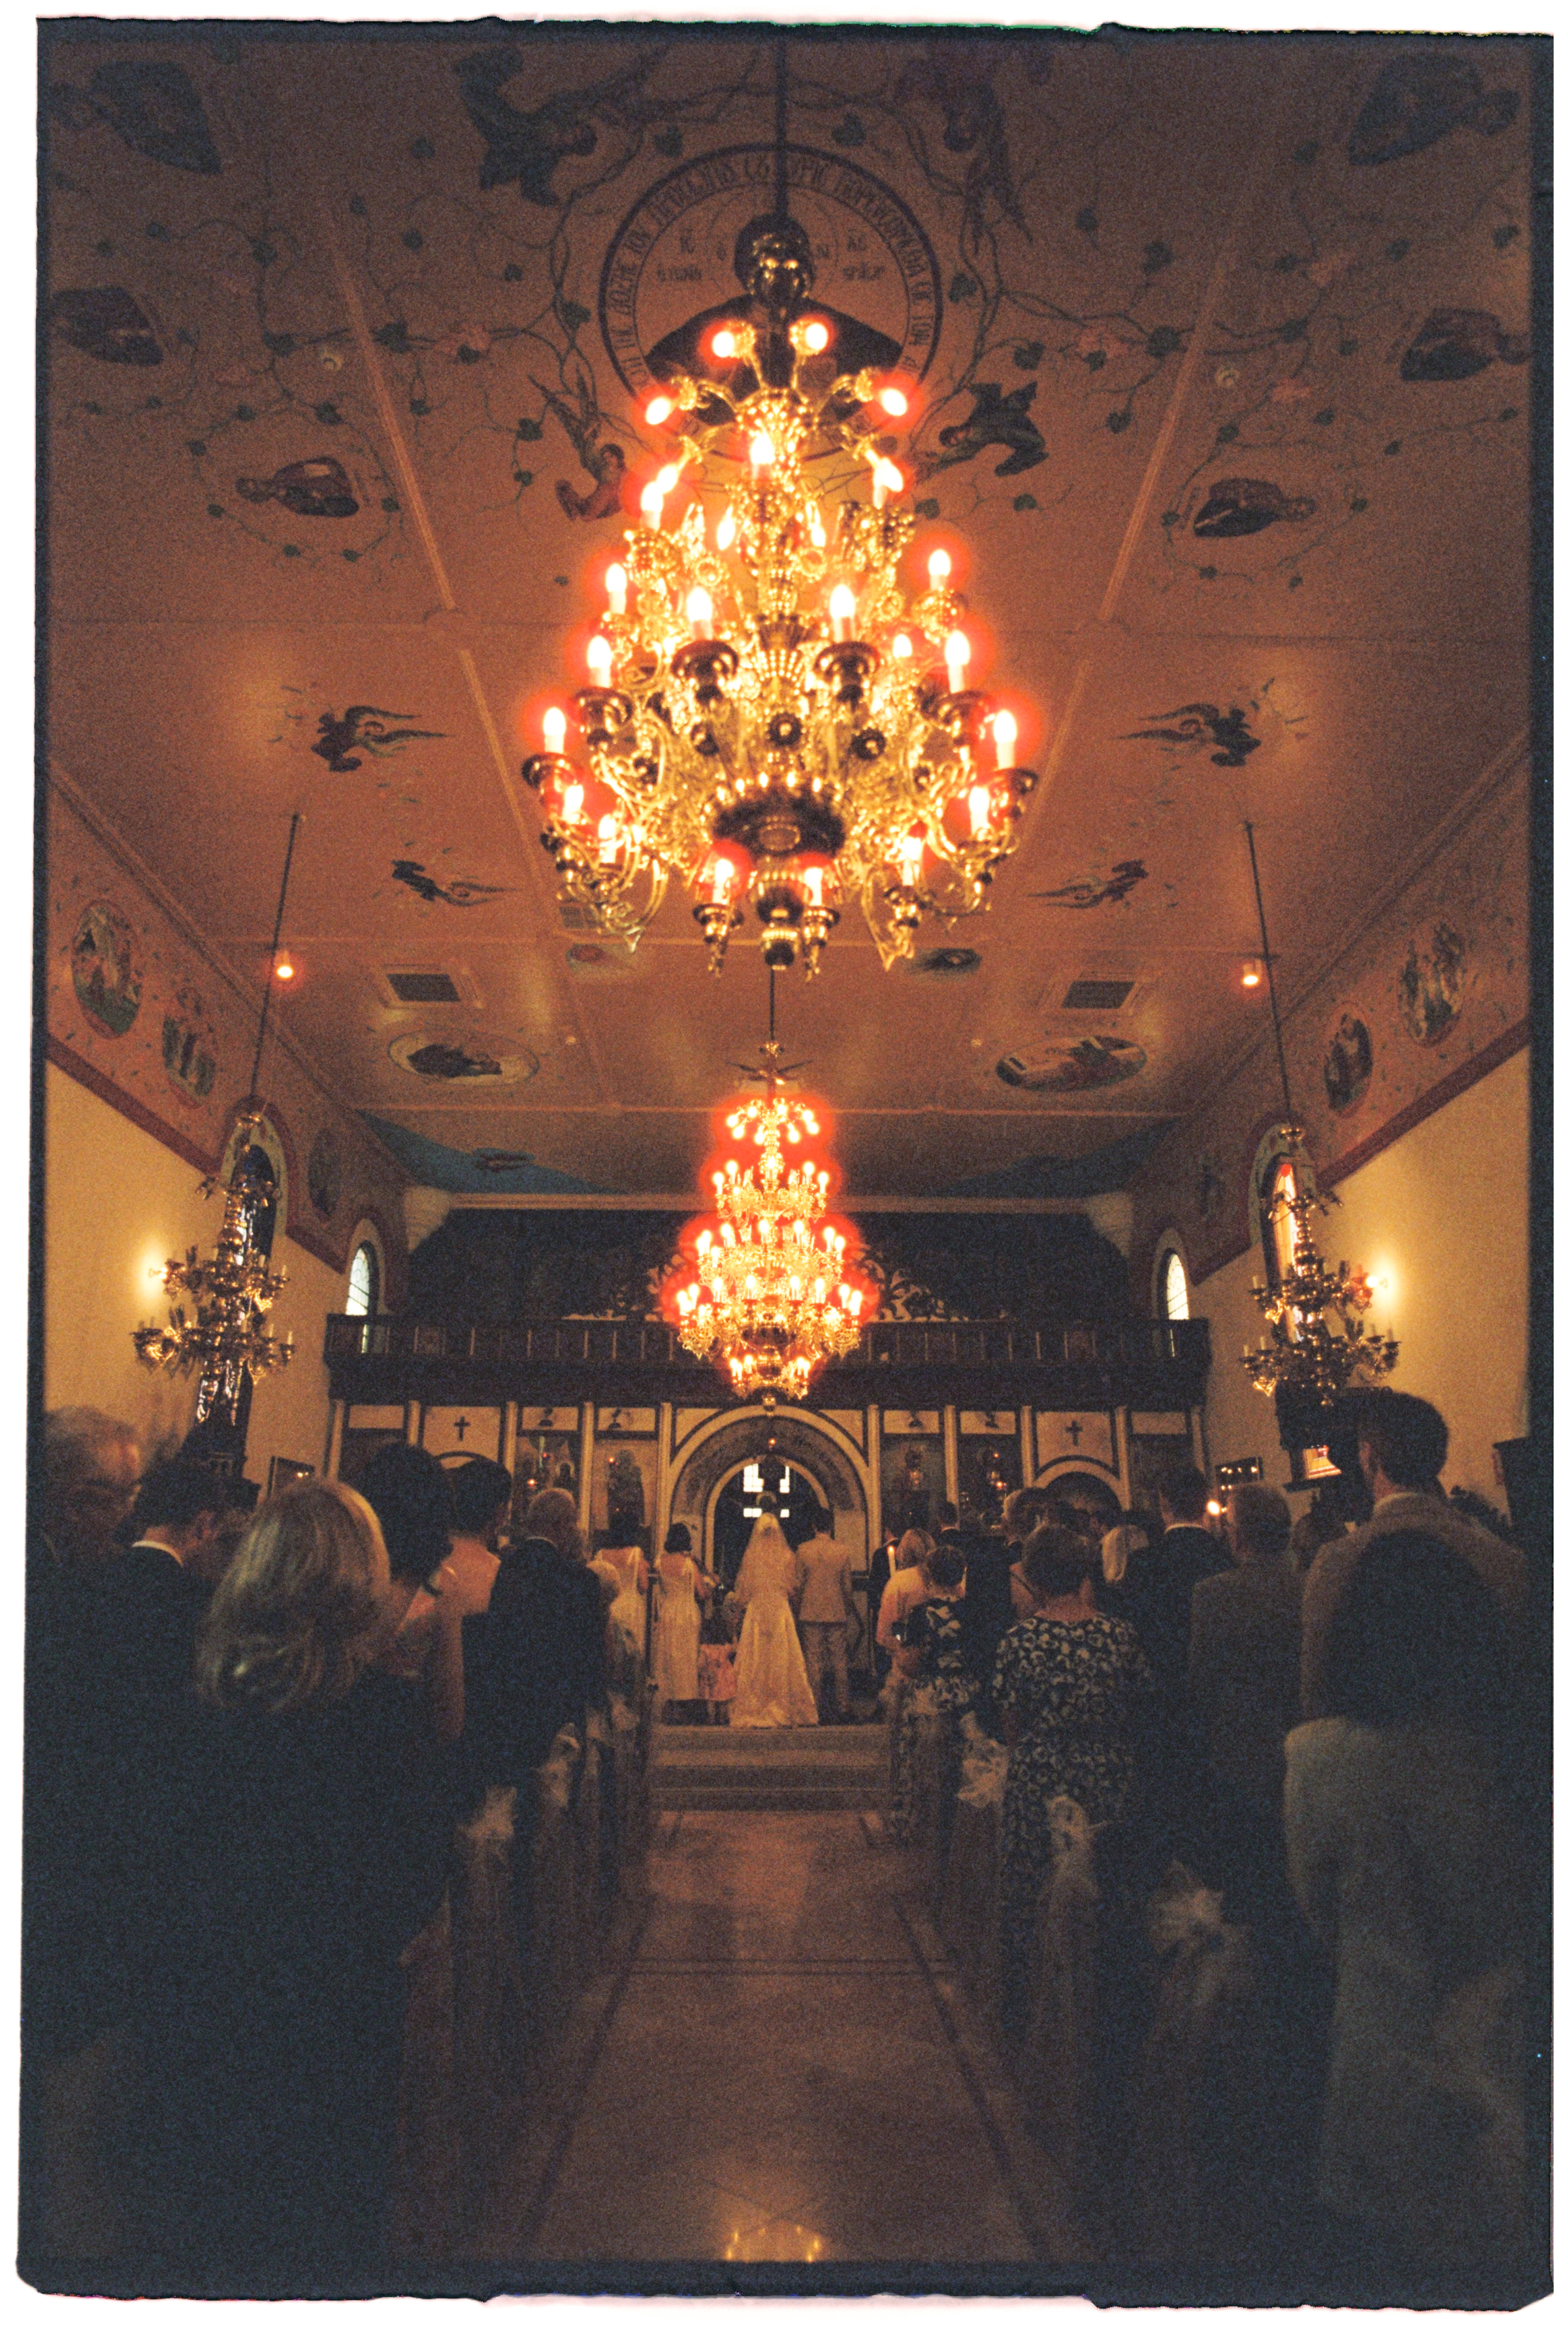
top-left (324, 1312), bottom-right (1210, 1387)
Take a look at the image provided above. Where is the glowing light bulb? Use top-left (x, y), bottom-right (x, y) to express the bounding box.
top-left (928, 547), bottom-right (952, 587)
top-left (597, 812), bottom-right (620, 862)
top-left (712, 329), bottom-right (738, 359)
top-left (802, 865), bottom-right (825, 907)
top-left (873, 459), bottom-right (902, 509)
top-left (808, 507), bottom-right (827, 549)
top-left (605, 562), bottom-right (627, 615)
top-left (1241, 958), bottom-right (1264, 989)
top-left (274, 952), bottom-right (295, 982)
top-left (993, 709), bottom-right (1017, 770)
top-left (829, 583), bottom-right (857, 642)
top-left (892, 633), bottom-right (913, 661)
top-left (640, 482), bottom-right (663, 529)
top-left (879, 384), bottom-right (909, 417)
top-left (898, 829), bottom-right (924, 882)
top-left (802, 319), bottom-right (830, 353)
top-left (968, 784), bottom-right (992, 837)
top-left (686, 586), bottom-right (713, 640)
top-left (561, 780), bottom-right (584, 824)
top-left (655, 463), bottom-right (680, 496)
top-left (644, 394), bottom-right (674, 425)
top-left (945, 630), bottom-right (970, 692)
top-left (542, 705), bottom-right (567, 755)
top-left (716, 504), bottom-right (736, 551)
top-left (586, 634), bottom-right (612, 686)
top-left (750, 431), bottom-right (776, 469)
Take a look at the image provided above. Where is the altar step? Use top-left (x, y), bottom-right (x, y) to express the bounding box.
top-left (650, 1721), bottom-right (891, 1812)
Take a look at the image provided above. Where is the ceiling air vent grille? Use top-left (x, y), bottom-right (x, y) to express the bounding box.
top-left (1062, 978), bottom-right (1135, 1012)
top-left (385, 970), bottom-right (464, 1004)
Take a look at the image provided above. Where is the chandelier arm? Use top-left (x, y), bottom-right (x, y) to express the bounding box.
top-left (773, 35), bottom-right (789, 223)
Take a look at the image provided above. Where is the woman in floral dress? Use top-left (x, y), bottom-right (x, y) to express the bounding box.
top-left (992, 1523), bottom-right (1153, 2019)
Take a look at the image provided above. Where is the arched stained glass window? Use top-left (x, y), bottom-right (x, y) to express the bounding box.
top-left (1158, 1247), bottom-right (1190, 1322)
top-left (346, 1240), bottom-right (380, 1318)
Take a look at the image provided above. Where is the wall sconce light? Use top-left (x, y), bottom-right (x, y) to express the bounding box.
top-left (274, 951), bottom-right (295, 982)
top-left (1241, 957), bottom-right (1264, 989)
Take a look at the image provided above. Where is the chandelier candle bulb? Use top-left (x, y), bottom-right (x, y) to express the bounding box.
top-left (587, 635), bottom-right (613, 686)
top-left (802, 320), bottom-right (830, 353)
top-left (993, 710), bottom-right (1017, 770)
top-left (644, 395), bottom-right (674, 426)
top-left (879, 386), bottom-right (909, 417)
top-left (830, 584), bottom-right (857, 643)
top-left (892, 633), bottom-right (913, 661)
top-left (606, 563), bottom-right (627, 615)
top-left (808, 508), bottom-right (826, 549)
top-left (968, 785), bottom-right (992, 838)
top-left (928, 548), bottom-right (952, 587)
top-left (716, 505), bottom-right (737, 552)
top-left (945, 631), bottom-right (970, 692)
top-left (640, 482), bottom-right (663, 529)
top-left (712, 329), bottom-right (738, 360)
top-left (687, 588), bottom-right (715, 642)
top-left (750, 431), bottom-right (776, 469)
top-left (542, 706), bottom-right (567, 756)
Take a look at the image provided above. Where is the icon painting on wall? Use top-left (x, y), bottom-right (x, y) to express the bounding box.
top-left (996, 1036), bottom-right (1146, 1093)
top-left (1196, 1151), bottom-right (1226, 1225)
top-left (71, 900), bottom-right (141, 1037)
top-left (161, 983), bottom-right (218, 1105)
top-left (1322, 1012), bottom-right (1375, 1114)
top-left (307, 1127), bottom-right (343, 1221)
top-left (389, 1032), bottom-right (539, 1083)
top-left (1397, 921), bottom-right (1467, 1046)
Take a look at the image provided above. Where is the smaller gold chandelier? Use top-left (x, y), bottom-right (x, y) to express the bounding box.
top-left (1239, 1138), bottom-right (1399, 1402)
top-left (133, 813), bottom-right (302, 1424)
top-left (661, 1044), bottom-right (877, 1408)
top-left (134, 1106), bottom-right (295, 1422)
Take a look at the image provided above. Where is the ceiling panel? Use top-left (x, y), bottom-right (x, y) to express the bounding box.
top-left (43, 25), bottom-right (1533, 1198)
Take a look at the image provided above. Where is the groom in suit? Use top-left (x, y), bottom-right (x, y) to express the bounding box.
top-left (794, 1510), bottom-right (855, 1724)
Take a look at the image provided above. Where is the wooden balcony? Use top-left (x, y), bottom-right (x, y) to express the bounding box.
top-left (323, 1312), bottom-right (1211, 1413)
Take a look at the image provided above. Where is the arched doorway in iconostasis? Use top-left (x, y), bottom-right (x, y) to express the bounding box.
top-left (666, 1408), bottom-right (874, 1666)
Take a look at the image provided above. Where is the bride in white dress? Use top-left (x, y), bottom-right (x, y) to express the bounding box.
top-left (730, 1508), bottom-right (818, 1728)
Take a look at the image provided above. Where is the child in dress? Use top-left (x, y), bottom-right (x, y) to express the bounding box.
top-left (697, 1640), bottom-right (737, 1725)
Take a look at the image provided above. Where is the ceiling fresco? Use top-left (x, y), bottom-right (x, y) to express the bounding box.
top-left (42, 26), bottom-right (1534, 1198)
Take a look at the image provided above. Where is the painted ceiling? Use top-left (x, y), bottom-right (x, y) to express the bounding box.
top-left (43, 25), bottom-right (1533, 1198)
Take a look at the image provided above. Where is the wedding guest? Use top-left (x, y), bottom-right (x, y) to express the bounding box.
top-left (135, 1481), bottom-right (453, 2270)
top-left (650, 1523), bottom-right (710, 1721)
top-left (796, 1509), bottom-right (855, 1723)
top-left (877, 1528), bottom-right (935, 1657)
top-left (1300, 1392), bottom-right (1527, 1721)
top-left (1188, 1485), bottom-right (1301, 1925)
top-left (1285, 1530), bottom-right (1523, 2285)
top-left (992, 1525), bottom-right (1152, 2027)
top-left (356, 1444), bottom-right (464, 1745)
top-left (442, 1456), bottom-right (510, 1615)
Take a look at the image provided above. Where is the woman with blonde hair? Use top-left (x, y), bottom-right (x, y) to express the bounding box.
top-left (137, 1481), bottom-right (453, 2271)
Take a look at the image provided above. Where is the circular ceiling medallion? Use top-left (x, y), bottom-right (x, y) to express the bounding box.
top-left (389, 1032), bottom-right (538, 1083)
top-left (599, 145), bottom-right (941, 399)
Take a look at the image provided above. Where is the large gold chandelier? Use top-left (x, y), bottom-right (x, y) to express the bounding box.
top-left (661, 1011), bottom-right (877, 1406)
top-left (521, 91), bottom-right (1037, 974)
top-left (133, 816), bottom-right (301, 1423)
top-left (1235, 822), bottom-right (1397, 1408)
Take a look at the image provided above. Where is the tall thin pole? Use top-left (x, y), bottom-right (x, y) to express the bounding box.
top-left (245, 810), bottom-right (302, 1105)
top-left (774, 36), bottom-right (789, 222)
top-left (1243, 818), bottom-right (1296, 1125)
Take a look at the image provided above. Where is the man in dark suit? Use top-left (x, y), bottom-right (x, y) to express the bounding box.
top-left (467, 1485), bottom-right (607, 1787)
top-left (25, 1459), bottom-right (243, 2255)
top-left (950, 1499), bottom-right (1015, 1733)
top-left (1189, 1483), bottom-right (1302, 1921)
